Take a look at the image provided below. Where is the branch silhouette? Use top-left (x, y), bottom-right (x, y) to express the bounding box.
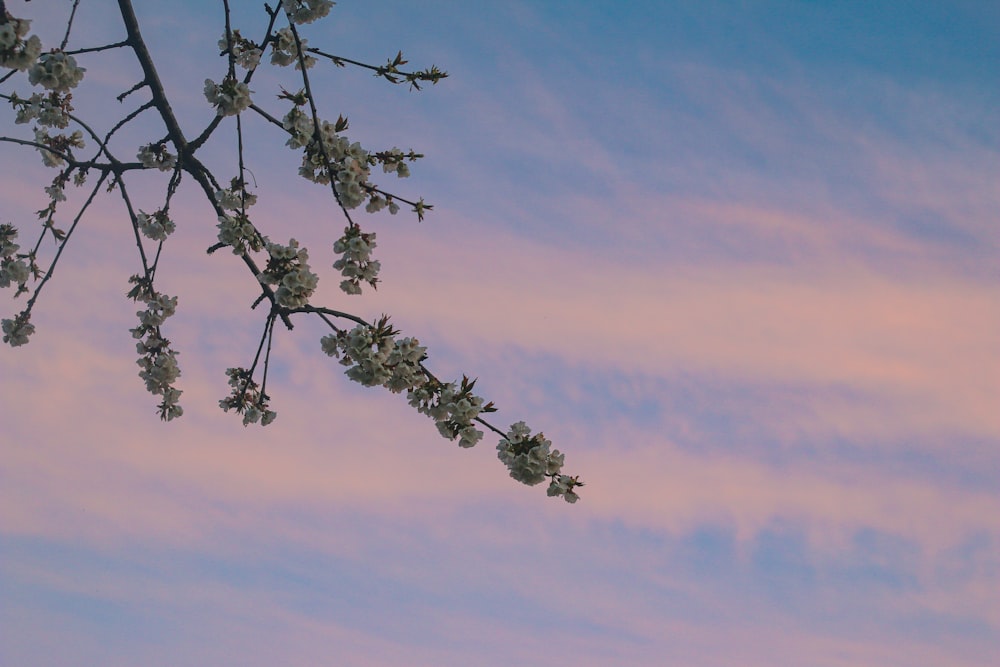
top-left (0, 0), bottom-right (582, 502)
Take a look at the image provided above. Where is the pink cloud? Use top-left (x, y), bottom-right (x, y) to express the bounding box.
top-left (3, 173), bottom-right (996, 558)
top-left (3, 5), bottom-right (997, 667)
top-left (357, 222), bottom-right (1000, 441)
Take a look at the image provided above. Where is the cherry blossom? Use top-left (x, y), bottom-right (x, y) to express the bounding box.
top-left (28, 50), bottom-right (85, 91)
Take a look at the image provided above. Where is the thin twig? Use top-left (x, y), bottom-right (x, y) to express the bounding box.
top-left (66, 40), bottom-right (131, 56)
top-left (21, 171), bottom-right (109, 316)
top-left (59, 0), bottom-right (83, 51)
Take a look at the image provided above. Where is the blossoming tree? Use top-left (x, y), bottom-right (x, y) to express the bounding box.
top-left (0, 0), bottom-right (582, 502)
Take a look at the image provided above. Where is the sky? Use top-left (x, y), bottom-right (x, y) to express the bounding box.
top-left (1, 1), bottom-right (998, 665)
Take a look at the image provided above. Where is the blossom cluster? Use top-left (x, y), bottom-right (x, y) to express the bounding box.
top-left (0, 223), bottom-right (20, 260)
top-left (496, 422), bottom-right (580, 502)
top-left (129, 285), bottom-right (183, 421)
top-left (281, 110), bottom-right (414, 217)
top-left (28, 50), bottom-right (85, 92)
top-left (215, 181), bottom-right (264, 254)
top-left (215, 177), bottom-right (258, 211)
top-left (219, 367), bottom-right (276, 426)
top-left (281, 0), bottom-right (335, 25)
top-left (0, 255), bottom-right (30, 289)
top-left (321, 320), bottom-right (426, 391)
top-left (204, 77), bottom-right (252, 117)
top-left (10, 91), bottom-right (72, 128)
top-left (332, 225), bottom-right (379, 294)
top-left (270, 27), bottom-right (315, 70)
top-left (364, 194), bottom-right (400, 215)
top-left (376, 147), bottom-right (414, 178)
top-left (219, 30), bottom-right (262, 71)
top-left (44, 183), bottom-right (65, 202)
top-left (44, 170), bottom-right (73, 202)
top-left (281, 105), bottom-right (315, 149)
top-left (320, 321), bottom-right (487, 449)
top-left (34, 127), bottom-right (83, 168)
top-left (283, 108), bottom-right (371, 209)
top-left (0, 14), bottom-right (42, 71)
top-left (1, 311), bottom-right (33, 347)
top-left (136, 209), bottom-right (176, 242)
top-left (217, 211), bottom-right (264, 255)
top-left (257, 238), bottom-right (318, 309)
top-left (406, 377), bottom-right (488, 448)
top-left (137, 142), bottom-right (176, 171)
top-left (0, 223), bottom-right (30, 291)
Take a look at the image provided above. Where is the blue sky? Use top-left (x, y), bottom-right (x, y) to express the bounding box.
top-left (1, 1), bottom-right (998, 665)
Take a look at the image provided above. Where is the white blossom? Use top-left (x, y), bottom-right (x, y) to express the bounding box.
top-left (322, 324), bottom-right (430, 398)
top-left (0, 256), bottom-right (30, 287)
top-left (365, 195), bottom-right (387, 213)
top-left (136, 210), bottom-right (176, 241)
top-left (281, 0), bottom-right (335, 25)
top-left (0, 16), bottom-right (42, 71)
top-left (301, 132), bottom-right (369, 206)
top-left (219, 367), bottom-right (276, 427)
top-left (219, 31), bottom-right (261, 70)
top-left (44, 183), bottom-right (65, 201)
top-left (497, 422), bottom-right (565, 486)
top-left (134, 293), bottom-right (177, 330)
top-left (131, 291), bottom-right (183, 420)
top-left (215, 181), bottom-right (257, 210)
top-left (332, 225), bottom-right (379, 294)
top-left (33, 128), bottom-right (82, 167)
top-left (380, 150), bottom-right (412, 178)
top-left (284, 111), bottom-right (375, 210)
top-left (28, 50), bottom-right (86, 91)
top-left (159, 387), bottom-right (184, 421)
top-left (270, 27), bottom-right (315, 69)
top-left (217, 213), bottom-right (263, 255)
top-left (138, 350), bottom-right (181, 393)
top-left (257, 238), bottom-right (318, 308)
top-left (320, 333), bottom-right (339, 357)
top-left (204, 77), bottom-right (252, 116)
top-left (13, 92), bottom-right (71, 128)
top-left (0, 224), bottom-right (20, 258)
top-left (137, 143), bottom-right (176, 171)
top-left (34, 128), bottom-right (61, 166)
top-left (401, 375), bottom-right (488, 448)
top-left (0, 225), bottom-right (29, 288)
top-left (2, 314), bottom-right (35, 347)
top-left (281, 107), bottom-right (314, 148)
top-left (458, 425), bottom-right (484, 448)
top-left (547, 475), bottom-right (581, 503)
top-left (0, 18), bottom-right (23, 50)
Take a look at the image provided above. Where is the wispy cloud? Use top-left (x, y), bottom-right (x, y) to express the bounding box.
top-left (3, 2), bottom-right (997, 665)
